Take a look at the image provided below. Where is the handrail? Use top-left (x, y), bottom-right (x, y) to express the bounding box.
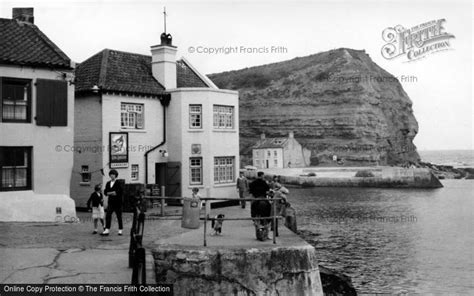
top-left (129, 193), bottom-right (289, 284)
top-left (143, 196), bottom-right (284, 201)
top-left (142, 195), bottom-right (285, 246)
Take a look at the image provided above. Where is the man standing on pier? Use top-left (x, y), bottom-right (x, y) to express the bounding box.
top-left (237, 172), bottom-right (249, 208)
top-left (249, 172), bottom-right (270, 219)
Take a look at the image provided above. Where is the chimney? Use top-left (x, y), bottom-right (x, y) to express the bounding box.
top-left (289, 131), bottom-right (294, 138)
top-left (260, 133), bottom-right (266, 140)
top-left (151, 33), bottom-right (177, 89)
top-left (12, 8), bottom-right (34, 24)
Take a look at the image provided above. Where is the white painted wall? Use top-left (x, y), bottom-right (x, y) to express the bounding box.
top-left (253, 148), bottom-right (283, 169)
top-left (100, 93), bottom-right (166, 185)
top-left (167, 88), bottom-right (239, 199)
top-left (0, 65), bottom-right (76, 221)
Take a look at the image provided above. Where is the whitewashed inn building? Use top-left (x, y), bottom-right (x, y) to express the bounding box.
top-left (72, 32), bottom-right (239, 207)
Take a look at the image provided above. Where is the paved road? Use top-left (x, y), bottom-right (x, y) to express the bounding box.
top-left (0, 209), bottom-right (188, 284)
top-left (0, 205), bottom-right (260, 284)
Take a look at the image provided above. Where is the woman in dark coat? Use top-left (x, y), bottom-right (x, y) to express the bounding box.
top-left (101, 169), bottom-right (124, 236)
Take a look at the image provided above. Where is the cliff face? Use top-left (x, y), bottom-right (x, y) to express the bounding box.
top-left (209, 48), bottom-right (420, 165)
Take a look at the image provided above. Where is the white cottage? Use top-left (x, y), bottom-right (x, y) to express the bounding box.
top-left (252, 132), bottom-right (311, 169)
top-left (72, 32), bottom-right (239, 207)
top-left (0, 8), bottom-right (76, 221)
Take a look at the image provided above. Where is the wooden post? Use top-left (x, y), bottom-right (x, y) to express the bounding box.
top-left (205, 187), bottom-right (211, 219)
top-left (160, 186), bottom-right (165, 217)
top-left (272, 199), bottom-right (276, 244)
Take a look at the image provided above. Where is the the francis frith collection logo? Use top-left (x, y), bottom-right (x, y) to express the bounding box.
top-left (381, 19), bottom-right (455, 62)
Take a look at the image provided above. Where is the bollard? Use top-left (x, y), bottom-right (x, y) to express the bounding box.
top-left (181, 197), bottom-right (201, 229)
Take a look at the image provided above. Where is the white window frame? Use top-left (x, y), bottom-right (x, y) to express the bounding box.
top-left (214, 157), bottom-right (235, 184)
top-left (121, 103), bottom-right (144, 129)
top-left (213, 105), bottom-right (234, 129)
top-left (190, 157), bottom-right (203, 185)
top-left (81, 165), bottom-right (90, 183)
top-left (189, 104), bottom-right (202, 129)
top-left (1, 148), bottom-right (30, 189)
top-left (131, 164), bottom-right (139, 181)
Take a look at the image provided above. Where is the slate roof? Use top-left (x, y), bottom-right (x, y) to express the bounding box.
top-left (0, 18), bottom-right (72, 69)
top-left (252, 138), bottom-right (289, 149)
top-left (177, 60), bottom-right (208, 88)
top-left (75, 49), bottom-right (211, 97)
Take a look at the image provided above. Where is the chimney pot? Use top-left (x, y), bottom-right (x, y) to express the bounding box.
top-left (12, 8), bottom-right (34, 24)
top-left (289, 131), bottom-right (294, 138)
top-left (260, 133), bottom-right (266, 140)
top-left (160, 33), bottom-right (173, 46)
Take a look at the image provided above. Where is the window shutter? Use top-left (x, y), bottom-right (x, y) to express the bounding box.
top-left (36, 79), bottom-right (68, 126)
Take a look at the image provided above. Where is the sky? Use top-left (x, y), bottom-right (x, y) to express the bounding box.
top-left (1, 0), bottom-right (473, 150)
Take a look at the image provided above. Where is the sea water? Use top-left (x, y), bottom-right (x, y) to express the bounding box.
top-left (291, 179), bottom-right (474, 294)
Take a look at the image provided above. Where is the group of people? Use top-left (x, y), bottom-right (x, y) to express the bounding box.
top-left (236, 171), bottom-right (290, 239)
top-left (86, 169), bottom-right (124, 236)
top-left (88, 170), bottom-right (289, 238)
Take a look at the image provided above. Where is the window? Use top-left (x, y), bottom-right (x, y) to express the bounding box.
top-left (267, 151), bottom-right (271, 157)
top-left (81, 166), bottom-right (91, 183)
top-left (36, 79), bottom-right (68, 126)
top-left (274, 150), bottom-right (278, 157)
top-left (190, 157), bottom-right (202, 185)
top-left (131, 164), bottom-right (139, 181)
top-left (121, 103), bottom-right (144, 129)
top-left (214, 157), bottom-right (235, 184)
top-left (274, 159), bottom-right (278, 166)
top-left (1, 78), bottom-right (31, 123)
top-left (213, 105), bottom-right (234, 129)
top-left (0, 147), bottom-right (32, 191)
top-left (189, 105), bottom-right (202, 129)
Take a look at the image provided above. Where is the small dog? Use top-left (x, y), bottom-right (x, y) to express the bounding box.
top-left (254, 221), bottom-right (269, 241)
top-left (211, 214), bottom-right (225, 235)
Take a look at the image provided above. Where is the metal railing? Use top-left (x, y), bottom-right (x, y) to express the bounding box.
top-left (142, 196), bottom-right (285, 246)
top-left (129, 194), bottom-right (286, 285)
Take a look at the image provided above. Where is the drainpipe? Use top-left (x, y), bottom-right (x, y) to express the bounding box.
top-left (145, 94), bottom-right (171, 186)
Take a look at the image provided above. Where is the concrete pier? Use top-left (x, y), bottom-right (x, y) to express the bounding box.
top-left (245, 166), bottom-right (443, 188)
top-left (151, 207), bottom-right (324, 296)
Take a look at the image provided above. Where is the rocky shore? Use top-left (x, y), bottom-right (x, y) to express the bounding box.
top-left (318, 265), bottom-right (357, 296)
top-left (418, 162), bottom-right (474, 180)
top-left (296, 230), bottom-right (357, 296)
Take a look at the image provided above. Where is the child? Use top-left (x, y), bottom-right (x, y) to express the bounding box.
top-left (211, 214), bottom-right (225, 235)
top-left (87, 184), bottom-right (105, 234)
top-left (192, 187), bottom-right (203, 209)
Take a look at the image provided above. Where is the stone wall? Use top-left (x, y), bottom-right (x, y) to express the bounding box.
top-left (153, 245), bottom-right (323, 295)
top-left (243, 167), bottom-right (443, 188)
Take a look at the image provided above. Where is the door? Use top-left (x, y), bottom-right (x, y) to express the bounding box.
top-left (165, 162), bottom-right (181, 198)
top-left (155, 163), bottom-right (166, 188)
top-left (266, 160), bottom-right (269, 168)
